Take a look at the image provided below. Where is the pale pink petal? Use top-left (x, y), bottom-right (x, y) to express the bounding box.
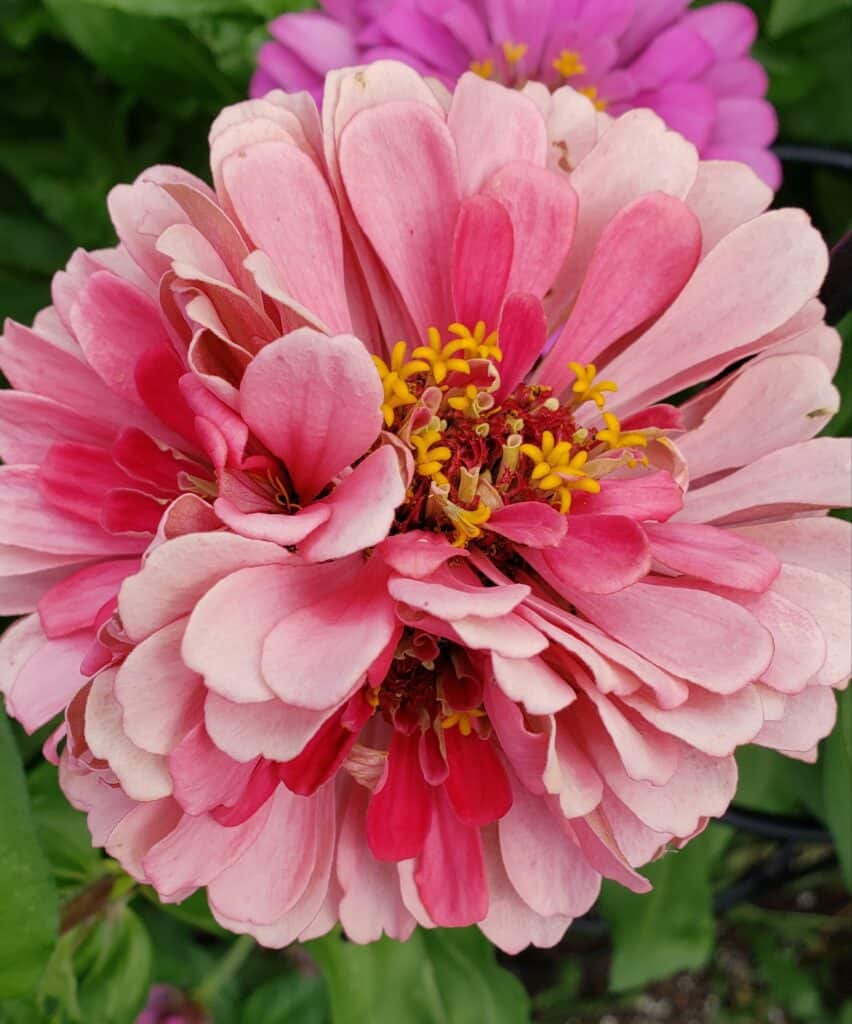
top-left (262, 559), bottom-right (397, 709)
top-left (448, 73), bottom-right (547, 196)
top-left (678, 438), bottom-right (851, 525)
top-left (114, 618), bottom-right (204, 755)
top-left (239, 330), bottom-right (383, 501)
top-left (204, 691), bottom-right (335, 763)
top-left (38, 558), bottom-right (137, 638)
top-left (339, 100), bottom-right (460, 336)
top-left (733, 518), bottom-right (851, 584)
top-left (389, 575), bottom-right (530, 620)
top-left (85, 669), bottom-right (173, 801)
top-left (685, 159), bottom-right (771, 256)
top-left (300, 446), bottom-right (408, 561)
top-left (645, 522), bottom-right (780, 592)
top-left (754, 687), bottom-right (838, 753)
top-left (214, 497), bottom-right (331, 547)
top-left (564, 580), bottom-right (773, 693)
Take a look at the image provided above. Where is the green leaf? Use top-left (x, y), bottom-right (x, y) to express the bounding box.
top-left (599, 826), bottom-right (727, 992)
top-left (140, 886), bottom-right (229, 937)
top-left (308, 928), bottom-right (530, 1024)
top-left (40, 907), bottom-right (153, 1024)
top-left (0, 706), bottom-right (59, 998)
top-left (750, 926), bottom-right (825, 1018)
top-left (821, 687), bottom-right (852, 888)
top-left (242, 973), bottom-right (331, 1024)
top-left (41, 0), bottom-right (236, 113)
top-left (768, 0), bottom-right (851, 36)
top-left (735, 744), bottom-right (823, 816)
top-left (27, 762), bottom-right (104, 895)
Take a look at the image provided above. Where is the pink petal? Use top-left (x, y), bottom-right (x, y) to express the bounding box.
top-left (204, 691), bottom-right (334, 763)
top-left (85, 668), bottom-right (173, 801)
top-left (646, 522), bottom-right (780, 592)
top-left (183, 561), bottom-right (345, 703)
top-left (119, 532), bottom-right (292, 642)
top-left (538, 192), bottom-right (701, 392)
top-left (389, 575), bottom-right (530, 620)
top-left (262, 558), bottom-right (397, 709)
top-left (168, 724), bottom-right (254, 815)
top-left (339, 100), bottom-right (460, 336)
top-left (678, 354), bottom-right (839, 481)
top-left (451, 195), bottom-right (514, 328)
top-left (494, 293), bottom-right (549, 401)
top-left (499, 778), bottom-right (600, 918)
top-left (114, 618), bottom-right (204, 755)
top-left (482, 160), bottom-right (578, 300)
top-left (453, 612), bottom-right (547, 658)
top-left (208, 785), bottom-right (320, 925)
top-left (492, 651), bottom-right (575, 714)
top-left (379, 531), bottom-right (465, 578)
top-left (443, 728), bottom-right (513, 826)
top-left (214, 496), bottom-right (330, 547)
top-left (685, 159), bottom-right (771, 257)
top-left (38, 558), bottom-right (137, 639)
top-left (69, 272), bottom-right (171, 405)
top-left (222, 141), bottom-right (351, 333)
top-left (679, 438), bottom-right (851, 525)
top-left (0, 466), bottom-right (145, 558)
top-left (733, 517), bottom-right (851, 585)
top-left (367, 729), bottom-right (434, 861)
top-left (300, 445), bottom-right (408, 561)
top-left (533, 514), bottom-right (652, 596)
top-left (571, 471), bottom-right (684, 521)
top-left (606, 211), bottom-right (829, 415)
top-left (565, 580), bottom-right (773, 693)
top-left (239, 330), bottom-right (383, 502)
top-left (414, 787), bottom-right (488, 926)
top-left (754, 687), bottom-right (837, 754)
top-left (2, 615), bottom-right (90, 732)
top-left (448, 73), bottom-right (547, 196)
top-left (486, 501), bottom-right (566, 548)
top-left (0, 392), bottom-right (114, 464)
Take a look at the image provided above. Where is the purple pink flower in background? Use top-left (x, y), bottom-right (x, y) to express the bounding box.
top-left (252, 0), bottom-right (780, 187)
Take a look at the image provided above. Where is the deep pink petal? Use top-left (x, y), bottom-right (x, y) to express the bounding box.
top-left (646, 522), bottom-right (780, 592)
top-left (443, 727), bottom-right (513, 827)
top-left (534, 514), bottom-right (652, 595)
top-left (367, 729), bottom-right (434, 861)
top-left (451, 195), bottom-right (514, 329)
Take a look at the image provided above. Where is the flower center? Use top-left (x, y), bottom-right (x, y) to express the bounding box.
top-left (374, 323), bottom-right (649, 548)
top-left (470, 42), bottom-right (607, 109)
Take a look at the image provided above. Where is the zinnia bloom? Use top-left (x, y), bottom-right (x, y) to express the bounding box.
top-left (251, 0), bottom-right (781, 188)
top-left (1, 64), bottom-right (849, 953)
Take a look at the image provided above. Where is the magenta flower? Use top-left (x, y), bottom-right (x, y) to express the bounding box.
top-left (252, 0), bottom-right (780, 188)
top-left (137, 986), bottom-right (208, 1024)
top-left (1, 65), bottom-right (848, 952)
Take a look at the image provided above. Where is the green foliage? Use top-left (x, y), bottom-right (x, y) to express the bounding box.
top-left (0, 708), bottom-right (59, 999)
top-left (820, 688), bottom-right (852, 887)
top-left (767, 0), bottom-right (852, 35)
top-left (599, 825), bottom-right (731, 992)
top-left (308, 928), bottom-right (531, 1024)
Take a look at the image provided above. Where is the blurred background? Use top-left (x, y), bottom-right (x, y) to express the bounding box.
top-left (0, 1), bottom-right (850, 1022)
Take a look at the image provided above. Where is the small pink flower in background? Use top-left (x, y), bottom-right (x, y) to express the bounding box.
top-left (1, 63), bottom-right (849, 951)
top-left (137, 985), bottom-right (208, 1024)
top-left (251, 0), bottom-right (781, 188)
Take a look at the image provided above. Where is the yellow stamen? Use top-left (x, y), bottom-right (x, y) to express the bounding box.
top-left (441, 708), bottom-right (486, 736)
top-left (579, 85), bottom-right (607, 110)
top-left (568, 362), bottom-right (618, 410)
top-left (502, 40), bottom-right (527, 65)
top-left (448, 321), bottom-right (503, 362)
top-left (448, 499), bottom-right (492, 547)
top-left (595, 412), bottom-right (648, 451)
top-left (552, 49), bottom-right (586, 78)
top-left (520, 433), bottom-right (601, 514)
top-left (411, 428), bottom-right (451, 488)
top-left (373, 340), bottom-right (429, 426)
top-left (471, 58), bottom-right (494, 79)
top-left (447, 383), bottom-right (479, 413)
top-left (412, 326), bottom-right (472, 386)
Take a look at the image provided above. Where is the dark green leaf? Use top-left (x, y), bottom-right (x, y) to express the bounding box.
top-left (0, 706), bottom-right (59, 998)
top-left (768, 0), bottom-right (851, 36)
top-left (308, 928), bottom-right (530, 1024)
top-left (41, 0), bottom-right (236, 113)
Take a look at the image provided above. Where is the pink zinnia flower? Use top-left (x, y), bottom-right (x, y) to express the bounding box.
top-left (1, 64), bottom-right (849, 953)
top-left (251, 0), bottom-right (780, 188)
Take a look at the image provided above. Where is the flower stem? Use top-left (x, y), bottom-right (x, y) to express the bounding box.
top-left (194, 933), bottom-right (255, 1006)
